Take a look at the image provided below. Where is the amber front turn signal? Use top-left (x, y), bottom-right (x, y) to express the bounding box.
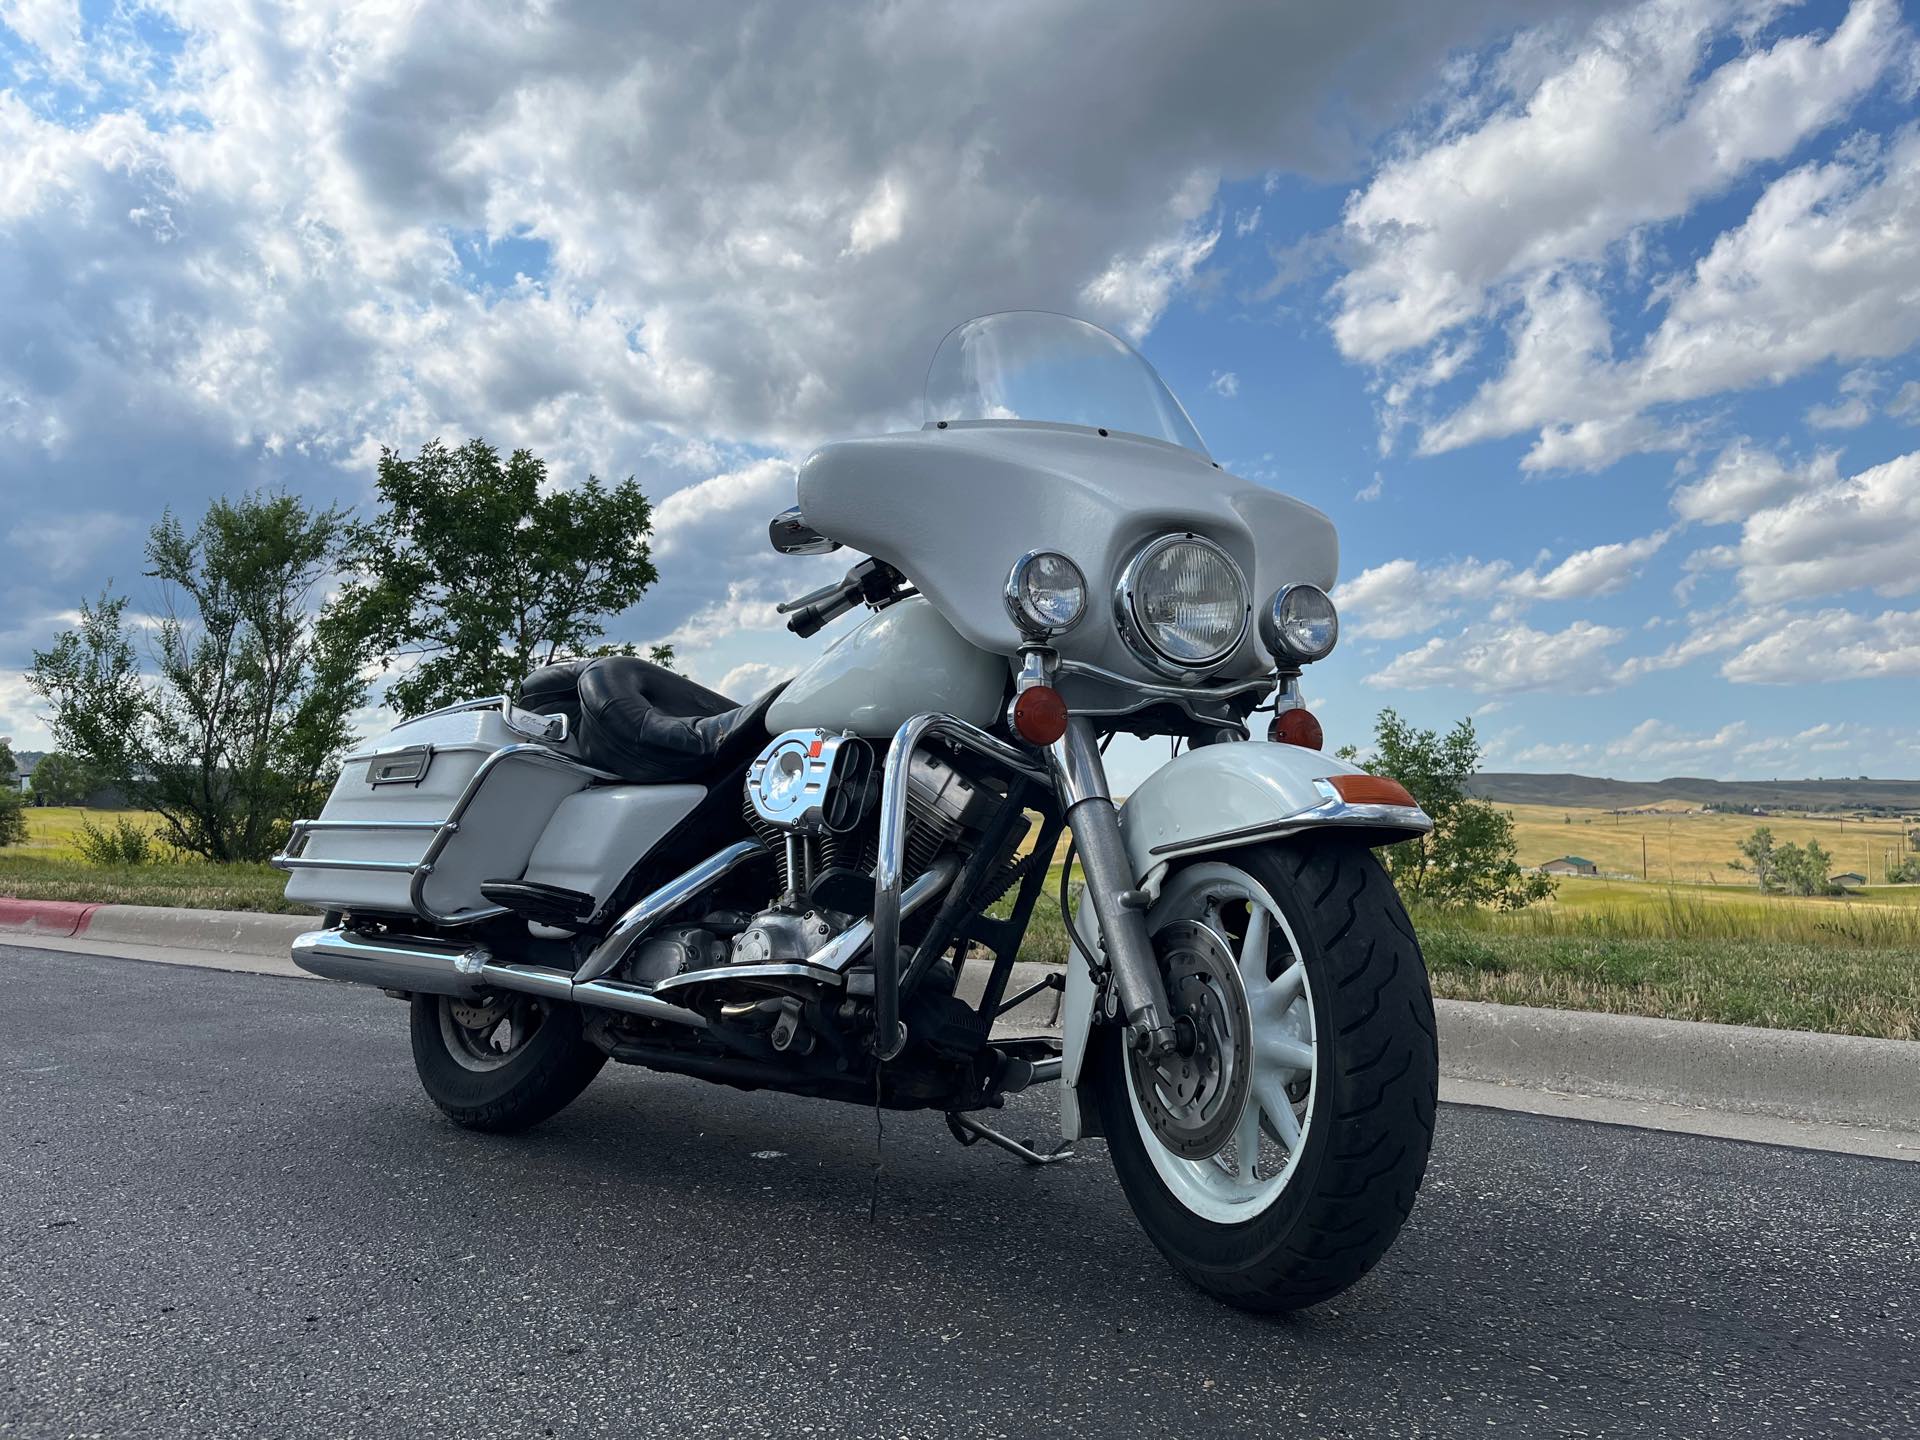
top-left (1325, 773), bottom-right (1417, 808)
top-left (1011, 685), bottom-right (1070, 746)
top-left (1268, 706), bottom-right (1323, 749)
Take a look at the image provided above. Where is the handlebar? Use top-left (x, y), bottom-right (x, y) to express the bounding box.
top-left (784, 588), bottom-right (861, 638)
top-left (779, 558), bottom-right (910, 637)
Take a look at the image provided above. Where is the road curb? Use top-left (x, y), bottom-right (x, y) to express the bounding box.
top-left (1435, 998), bottom-right (1920, 1135)
top-left (65, 903), bottom-right (315, 956)
top-left (0, 898), bottom-right (101, 937)
top-left (5, 904), bottom-right (1916, 1133)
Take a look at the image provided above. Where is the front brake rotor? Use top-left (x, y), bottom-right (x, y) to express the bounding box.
top-left (1127, 919), bottom-right (1251, 1162)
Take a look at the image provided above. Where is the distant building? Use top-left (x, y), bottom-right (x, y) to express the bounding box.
top-left (1540, 855), bottom-right (1599, 877)
top-left (1829, 872), bottom-right (1868, 890)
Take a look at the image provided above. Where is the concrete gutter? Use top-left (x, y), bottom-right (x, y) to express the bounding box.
top-left (5, 902), bottom-right (1916, 1150)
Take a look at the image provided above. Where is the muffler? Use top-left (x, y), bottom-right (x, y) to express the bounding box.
top-left (291, 926), bottom-right (708, 1029)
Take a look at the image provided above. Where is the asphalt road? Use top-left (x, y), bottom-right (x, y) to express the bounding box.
top-left (1, 946), bottom-right (1914, 1440)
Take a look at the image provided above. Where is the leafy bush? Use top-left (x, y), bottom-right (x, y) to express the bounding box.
top-left (0, 788), bottom-right (27, 849)
top-left (73, 815), bottom-right (161, 866)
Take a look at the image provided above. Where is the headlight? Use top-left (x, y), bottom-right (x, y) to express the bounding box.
top-left (1116, 533), bottom-right (1250, 674)
top-left (1005, 550), bottom-right (1087, 636)
top-left (1260, 583), bottom-right (1339, 665)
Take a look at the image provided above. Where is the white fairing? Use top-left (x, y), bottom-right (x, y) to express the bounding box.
top-left (797, 423), bottom-right (1337, 683)
top-left (767, 594), bottom-right (1005, 737)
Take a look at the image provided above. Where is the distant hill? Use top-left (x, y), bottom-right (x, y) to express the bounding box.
top-left (1467, 772), bottom-right (1920, 814)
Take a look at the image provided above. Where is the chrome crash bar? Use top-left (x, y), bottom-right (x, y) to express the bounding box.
top-left (870, 713), bottom-right (1053, 1060)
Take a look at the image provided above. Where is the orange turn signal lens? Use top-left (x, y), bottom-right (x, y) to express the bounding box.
top-left (1269, 707), bottom-right (1323, 749)
top-left (1326, 773), bottom-right (1417, 808)
top-left (1011, 685), bottom-right (1070, 746)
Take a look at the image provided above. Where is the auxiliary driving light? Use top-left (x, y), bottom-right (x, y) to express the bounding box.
top-left (1005, 550), bottom-right (1088, 637)
top-left (1260, 583), bottom-right (1339, 666)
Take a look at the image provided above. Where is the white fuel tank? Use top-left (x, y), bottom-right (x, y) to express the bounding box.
top-left (767, 595), bottom-right (1006, 738)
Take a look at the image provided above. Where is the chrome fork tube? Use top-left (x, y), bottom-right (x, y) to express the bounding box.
top-left (1049, 717), bottom-right (1177, 1056)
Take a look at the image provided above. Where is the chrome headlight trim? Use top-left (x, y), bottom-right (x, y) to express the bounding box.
top-left (1114, 532), bottom-right (1252, 679)
top-left (1004, 549), bottom-right (1088, 638)
top-left (1259, 582), bottom-right (1339, 666)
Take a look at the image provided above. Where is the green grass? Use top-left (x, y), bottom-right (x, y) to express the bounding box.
top-left (0, 854), bottom-right (309, 913)
top-left (1003, 865), bottom-right (1919, 1042)
top-left (5, 810), bottom-right (305, 912)
top-left (1418, 927), bottom-right (1918, 1041)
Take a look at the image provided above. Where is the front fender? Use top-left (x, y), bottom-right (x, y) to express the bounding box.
top-left (1056, 740), bottom-right (1430, 1141)
top-left (1118, 740), bottom-right (1430, 895)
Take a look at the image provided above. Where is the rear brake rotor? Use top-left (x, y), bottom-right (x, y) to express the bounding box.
top-left (1126, 919), bottom-right (1251, 1162)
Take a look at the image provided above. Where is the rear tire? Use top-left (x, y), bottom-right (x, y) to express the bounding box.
top-left (409, 994), bottom-right (606, 1134)
top-left (1093, 838), bottom-right (1436, 1312)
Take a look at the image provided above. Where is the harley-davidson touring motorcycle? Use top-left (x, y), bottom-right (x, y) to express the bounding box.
top-left (278, 311), bottom-right (1438, 1311)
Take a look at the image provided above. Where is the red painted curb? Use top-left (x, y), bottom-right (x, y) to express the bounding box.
top-left (0, 898), bottom-right (100, 938)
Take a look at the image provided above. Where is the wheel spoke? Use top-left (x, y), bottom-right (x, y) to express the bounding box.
top-left (1239, 902), bottom-right (1269, 981)
top-left (1269, 959), bottom-right (1306, 1011)
top-left (1257, 1075), bottom-right (1302, 1152)
top-left (1259, 1033), bottom-right (1315, 1074)
top-left (1232, 1096), bottom-right (1261, 1182)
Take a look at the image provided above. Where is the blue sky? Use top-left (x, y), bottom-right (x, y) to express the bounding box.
top-left (3, 0), bottom-right (1918, 789)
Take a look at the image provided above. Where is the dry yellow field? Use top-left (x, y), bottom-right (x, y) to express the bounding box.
top-left (15, 807), bottom-right (166, 860)
top-left (1506, 801), bottom-right (1916, 886)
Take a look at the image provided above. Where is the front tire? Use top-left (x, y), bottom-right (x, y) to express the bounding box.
top-left (1093, 838), bottom-right (1437, 1312)
top-left (409, 993), bottom-right (606, 1134)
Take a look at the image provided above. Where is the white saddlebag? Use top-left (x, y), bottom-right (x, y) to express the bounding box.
top-left (279, 700), bottom-right (603, 923)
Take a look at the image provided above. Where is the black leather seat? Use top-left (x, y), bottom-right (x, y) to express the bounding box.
top-left (519, 657), bottom-right (778, 785)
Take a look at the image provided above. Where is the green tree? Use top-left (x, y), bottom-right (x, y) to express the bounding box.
top-left (0, 741), bottom-right (24, 848)
top-left (26, 751), bottom-right (94, 806)
top-left (324, 438), bottom-right (669, 718)
top-left (1729, 826), bottom-right (1778, 891)
top-left (1338, 710), bottom-right (1553, 911)
top-left (1771, 839), bottom-right (1835, 897)
top-left (29, 492), bottom-right (366, 863)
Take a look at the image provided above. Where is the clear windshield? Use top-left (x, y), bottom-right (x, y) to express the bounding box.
top-left (924, 311), bottom-right (1209, 457)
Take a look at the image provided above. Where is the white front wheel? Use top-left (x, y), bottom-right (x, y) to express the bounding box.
top-left (1094, 839), bottom-right (1437, 1313)
top-left (1121, 863), bottom-right (1318, 1224)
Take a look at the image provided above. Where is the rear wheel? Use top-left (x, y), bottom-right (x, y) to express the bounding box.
top-left (1093, 839), bottom-right (1436, 1312)
top-left (409, 992), bottom-right (606, 1133)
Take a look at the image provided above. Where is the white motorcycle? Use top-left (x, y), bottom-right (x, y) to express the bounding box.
top-left (278, 311), bottom-right (1438, 1311)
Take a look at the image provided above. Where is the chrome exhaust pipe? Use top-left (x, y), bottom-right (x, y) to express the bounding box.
top-left (292, 927), bottom-right (490, 998)
top-left (291, 928), bottom-right (708, 1029)
top-left (292, 841), bottom-right (771, 1025)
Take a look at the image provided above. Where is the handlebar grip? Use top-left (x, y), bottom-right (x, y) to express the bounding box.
top-left (785, 590), bottom-right (857, 637)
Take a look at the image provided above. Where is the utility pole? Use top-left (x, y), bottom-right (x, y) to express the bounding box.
top-left (1642, 833), bottom-right (1648, 882)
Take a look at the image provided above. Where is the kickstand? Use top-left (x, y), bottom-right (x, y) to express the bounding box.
top-left (945, 1111), bottom-right (1074, 1166)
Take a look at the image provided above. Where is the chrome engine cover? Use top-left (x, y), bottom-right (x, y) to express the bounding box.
top-left (745, 728), bottom-right (873, 831)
